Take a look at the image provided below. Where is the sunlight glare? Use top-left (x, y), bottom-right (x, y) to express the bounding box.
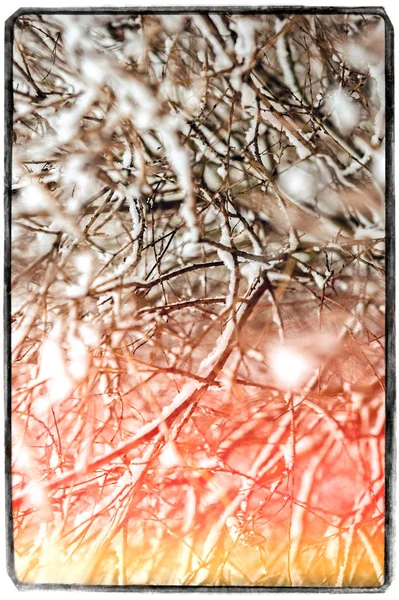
top-left (271, 347), bottom-right (311, 388)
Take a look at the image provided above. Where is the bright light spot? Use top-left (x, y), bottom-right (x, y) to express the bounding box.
top-left (159, 443), bottom-right (182, 468)
top-left (271, 347), bottom-right (311, 388)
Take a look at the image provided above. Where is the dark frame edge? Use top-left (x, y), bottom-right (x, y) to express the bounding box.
top-left (1, 5), bottom-right (396, 17)
top-left (4, 7), bottom-right (28, 28)
top-left (3, 3), bottom-right (20, 592)
top-left (382, 2), bottom-right (396, 595)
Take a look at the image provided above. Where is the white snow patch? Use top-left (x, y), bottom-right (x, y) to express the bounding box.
top-left (284, 433), bottom-right (294, 470)
top-left (369, 62), bottom-right (385, 145)
top-left (217, 164), bottom-right (227, 179)
top-left (326, 87), bottom-right (360, 136)
top-left (275, 18), bottom-right (301, 100)
top-left (230, 16), bottom-right (258, 68)
top-left (278, 165), bottom-right (316, 202)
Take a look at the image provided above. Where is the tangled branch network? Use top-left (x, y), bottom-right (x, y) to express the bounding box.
top-left (11, 12), bottom-right (386, 586)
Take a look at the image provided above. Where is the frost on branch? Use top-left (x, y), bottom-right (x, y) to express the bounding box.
top-left (11, 12), bottom-right (386, 587)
